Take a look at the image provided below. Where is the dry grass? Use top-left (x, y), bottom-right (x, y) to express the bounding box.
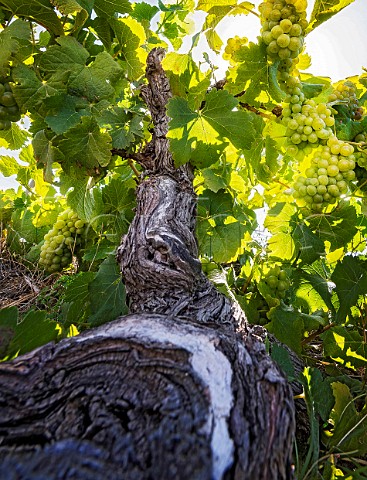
top-left (0, 236), bottom-right (56, 313)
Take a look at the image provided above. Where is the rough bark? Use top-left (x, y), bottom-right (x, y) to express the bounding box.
top-left (0, 48), bottom-right (297, 479)
top-left (0, 315), bottom-right (294, 479)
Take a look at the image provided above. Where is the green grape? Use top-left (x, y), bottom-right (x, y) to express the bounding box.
top-left (39, 208), bottom-right (86, 273)
top-left (293, 138), bottom-right (356, 211)
top-left (262, 266), bottom-right (291, 305)
top-left (0, 91), bottom-right (16, 107)
top-left (283, 97), bottom-right (335, 152)
top-left (259, 0), bottom-right (308, 66)
top-left (0, 76), bottom-right (21, 127)
top-left (223, 36), bottom-right (248, 62)
top-left (328, 81), bottom-right (363, 121)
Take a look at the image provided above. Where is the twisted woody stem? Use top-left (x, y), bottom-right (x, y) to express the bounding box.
top-left (117, 48), bottom-right (247, 332)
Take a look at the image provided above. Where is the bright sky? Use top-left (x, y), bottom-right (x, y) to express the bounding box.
top-left (196, 0), bottom-right (367, 81)
top-left (1, 0), bottom-right (367, 190)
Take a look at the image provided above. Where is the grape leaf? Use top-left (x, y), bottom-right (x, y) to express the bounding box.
top-left (39, 35), bottom-right (89, 73)
top-left (327, 382), bottom-right (367, 455)
top-left (301, 367), bottom-right (334, 422)
top-left (8, 310), bottom-right (60, 357)
top-left (0, 123), bottom-right (28, 150)
top-left (0, 19), bottom-right (31, 75)
top-left (307, 203), bottom-right (358, 251)
top-left (44, 94), bottom-right (89, 134)
top-left (61, 271), bottom-right (95, 326)
top-left (109, 17), bottom-right (146, 79)
top-left (308, 0), bottom-right (356, 33)
top-left (266, 306), bottom-right (305, 354)
top-left (32, 130), bottom-right (64, 182)
top-left (167, 90), bottom-right (256, 167)
top-left (102, 177), bottom-right (136, 214)
top-left (331, 256), bottom-right (367, 323)
top-left (292, 222), bottom-right (326, 265)
top-left (58, 116), bottom-right (112, 175)
top-left (12, 63), bottom-right (66, 113)
top-left (67, 177), bottom-right (104, 224)
top-left (97, 107), bottom-right (144, 150)
top-left (0, 155), bottom-right (20, 176)
top-left (131, 2), bottom-right (159, 23)
top-left (68, 51), bottom-right (123, 101)
top-left (197, 0), bottom-right (249, 12)
top-left (270, 343), bottom-right (295, 380)
top-left (226, 42), bottom-right (285, 103)
top-left (322, 326), bottom-right (367, 369)
top-left (0, 0), bottom-right (63, 35)
top-left (264, 203), bottom-right (298, 260)
top-left (202, 2), bottom-right (254, 30)
top-left (190, 141), bottom-right (227, 169)
top-left (162, 53), bottom-right (211, 109)
top-left (50, 0), bottom-right (89, 30)
top-left (205, 29), bottom-right (223, 53)
top-left (88, 255), bottom-right (128, 326)
top-left (92, 17), bottom-right (113, 50)
top-left (196, 189), bottom-right (256, 263)
top-left (39, 38), bottom-right (123, 102)
top-left (293, 262), bottom-right (335, 313)
top-left (94, 0), bottom-right (131, 17)
top-left (202, 168), bottom-right (228, 193)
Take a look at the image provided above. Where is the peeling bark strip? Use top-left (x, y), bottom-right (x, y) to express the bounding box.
top-left (0, 315), bottom-right (295, 479)
top-left (0, 48), bottom-right (296, 479)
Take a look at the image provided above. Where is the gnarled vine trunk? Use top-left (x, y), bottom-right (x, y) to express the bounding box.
top-left (0, 49), bottom-right (296, 479)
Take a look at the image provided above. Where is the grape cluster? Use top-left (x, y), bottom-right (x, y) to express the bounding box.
top-left (328, 81), bottom-right (364, 121)
top-left (223, 36), bottom-right (248, 63)
top-left (277, 57), bottom-right (300, 90)
top-left (0, 77), bottom-right (20, 131)
top-left (259, 0), bottom-right (308, 63)
top-left (293, 137), bottom-right (355, 211)
top-left (263, 265), bottom-right (291, 301)
top-left (282, 97), bottom-right (335, 155)
top-left (39, 209), bottom-right (85, 273)
top-left (256, 294), bottom-right (270, 325)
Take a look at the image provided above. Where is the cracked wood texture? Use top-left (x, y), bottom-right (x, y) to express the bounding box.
top-left (0, 48), bottom-right (296, 479)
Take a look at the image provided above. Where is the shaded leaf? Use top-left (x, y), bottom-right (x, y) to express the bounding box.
top-left (58, 116), bottom-right (112, 175)
top-left (308, 203), bottom-right (358, 251)
top-left (322, 326), bottom-right (367, 369)
top-left (67, 177), bottom-right (104, 223)
top-left (0, 0), bottom-right (63, 35)
top-left (266, 306), bottom-right (304, 354)
top-left (88, 255), bottom-right (128, 326)
top-left (9, 310), bottom-right (60, 358)
top-left (327, 382), bottom-right (367, 455)
top-left (94, 0), bottom-right (131, 17)
top-left (331, 256), bottom-right (367, 323)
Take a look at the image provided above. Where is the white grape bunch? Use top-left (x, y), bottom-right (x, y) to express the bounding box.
top-left (282, 97), bottom-right (335, 154)
top-left (259, 0), bottom-right (308, 64)
top-left (223, 36), bottom-right (249, 63)
top-left (39, 208), bottom-right (86, 273)
top-left (293, 137), bottom-right (355, 211)
top-left (263, 266), bottom-right (291, 301)
top-left (328, 81), bottom-right (364, 121)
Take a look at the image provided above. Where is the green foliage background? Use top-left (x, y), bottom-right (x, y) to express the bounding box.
top-left (1, 0), bottom-right (367, 478)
